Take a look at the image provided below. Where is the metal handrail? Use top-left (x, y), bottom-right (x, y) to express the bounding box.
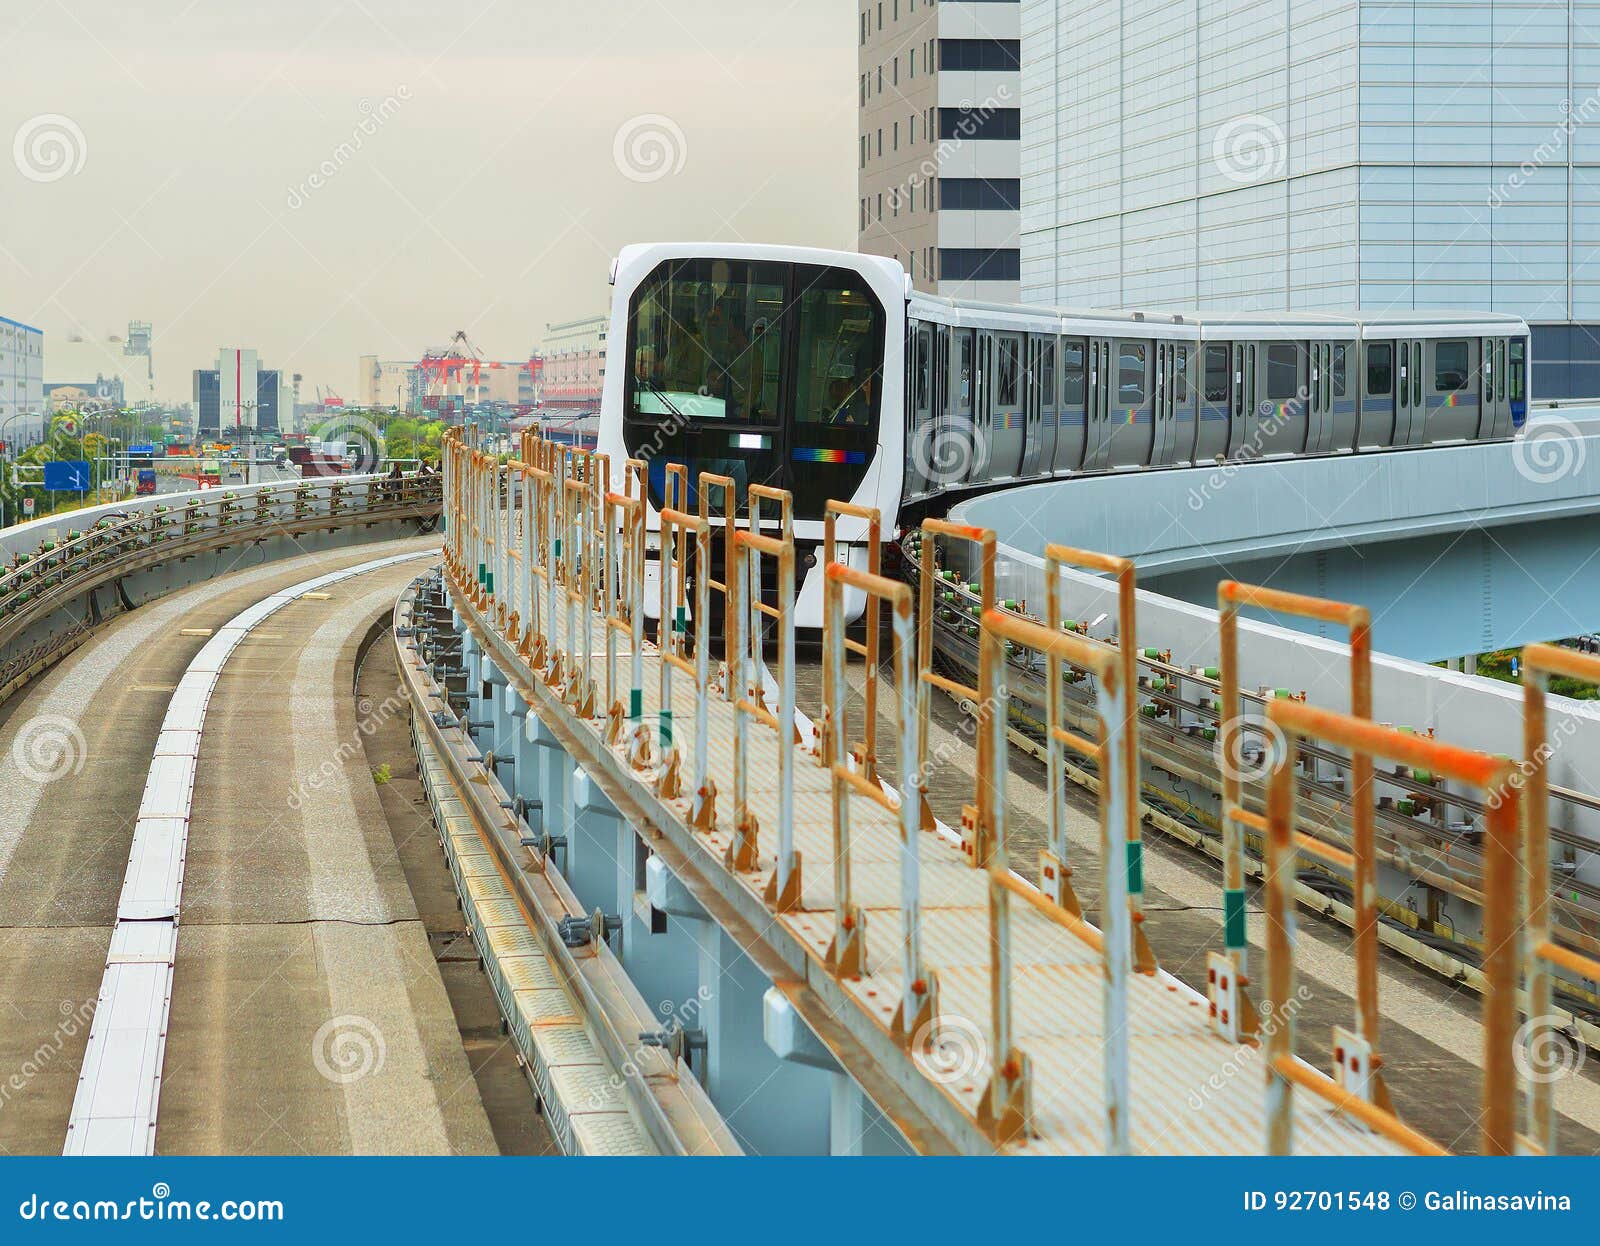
top-left (1263, 697), bottom-right (1518, 1156)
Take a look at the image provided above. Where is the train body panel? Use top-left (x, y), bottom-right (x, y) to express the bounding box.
top-left (599, 243), bottom-right (1532, 624)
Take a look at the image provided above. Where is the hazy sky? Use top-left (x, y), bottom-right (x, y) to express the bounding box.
top-left (0, 0), bottom-right (857, 401)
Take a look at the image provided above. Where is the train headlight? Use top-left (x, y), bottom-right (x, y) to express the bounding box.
top-left (804, 551), bottom-right (817, 568)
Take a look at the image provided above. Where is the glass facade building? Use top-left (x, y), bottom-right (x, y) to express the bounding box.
top-left (1020, 0), bottom-right (1600, 397)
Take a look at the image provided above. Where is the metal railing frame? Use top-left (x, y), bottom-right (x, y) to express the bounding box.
top-left (1263, 697), bottom-right (1519, 1156)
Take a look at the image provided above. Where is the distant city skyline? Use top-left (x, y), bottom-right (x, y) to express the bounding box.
top-left (2, 1), bottom-right (857, 403)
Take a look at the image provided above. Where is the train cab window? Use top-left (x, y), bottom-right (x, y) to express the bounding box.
top-left (1204, 344), bottom-right (1229, 403)
top-left (1062, 339), bottom-right (1086, 404)
top-left (794, 278), bottom-right (885, 426)
top-left (628, 259), bottom-right (787, 424)
top-left (1332, 345), bottom-right (1348, 397)
top-left (996, 336), bottom-right (1020, 405)
top-left (1117, 343), bottom-right (1147, 404)
top-left (1174, 346), bottom-right (1188, 403)
top-left (1434, 340), bottom-right (1469, 391)
top-left (1510, 339), bottom-right (1526, 402)
top-left (1266, 344), bottom-right (1299, 399)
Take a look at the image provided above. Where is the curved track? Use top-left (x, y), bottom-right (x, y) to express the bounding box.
top-left (0, 537), bottom-right (492, 1155)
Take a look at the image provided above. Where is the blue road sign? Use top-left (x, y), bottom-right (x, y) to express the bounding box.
top-left (43, 459), bottom-right (91, 491)
top-left (129, 443), bottom-right (156, 456)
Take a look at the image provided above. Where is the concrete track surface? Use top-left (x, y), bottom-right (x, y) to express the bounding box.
top-left (0, 538), bottom-right (503, 1155)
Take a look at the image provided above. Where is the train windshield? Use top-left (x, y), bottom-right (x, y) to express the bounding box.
top-left (623, 257), bottom-right (885, 518)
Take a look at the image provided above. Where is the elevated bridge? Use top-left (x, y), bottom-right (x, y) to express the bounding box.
top-left (3, 435), bottom-right (1600, 1157)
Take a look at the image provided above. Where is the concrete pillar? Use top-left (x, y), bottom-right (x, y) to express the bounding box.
top-left (525, 712), bottom-right (567, 849)
top-left (761, 988), bottom-right (910, 1156)
top-left (693, 927), bottom-right (831, 1154)
top-left (569, 767), bottom-right (622, 914)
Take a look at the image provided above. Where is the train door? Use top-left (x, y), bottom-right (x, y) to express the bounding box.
top-left (1227, 342), bottom-right (1256, 457)
top-left (1357, 341), bottom-right (1394, 448)
top-left (1150, 340), bottom-right (1174, 465)
top-left (1106, 339), bottom-right (1155, 467)
top-left (985, 332), bottom-right (1025, 479)
top-left (1509, 336), bottom-right (1528, 430)
top-left (1019, 335), bottom-right (1041, 476)
top-left (1395, 338), bottom-right (1425, 445)
top-left (1256, 342), bottom-right (1308, 456)
top-left (1053, 337), bottom-right (1088, 471)
top-left (1196, 342), bottom-right (1230, 460)
top-left (1480, 336), bottom-right (1510, 438)
top-left (1084, 337), bottom-right (1114, 469)
top-left (1424, 337), bottom-right (1477, 443)
top-left (1328, 342), bottom-right (1357, 451)
top-left (1023, 335), bottom-right (1058, 477)
top-left (905, 321), bottom-right (935, 499)
top-left (944, 327), bottom-right (976, 489)
top-left (1168, 343), bottom-right (1196, 465)
top-left (1303, 342), bottom-right (1328, 454)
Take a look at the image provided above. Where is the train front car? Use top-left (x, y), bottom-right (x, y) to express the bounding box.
top-left (598, 243), bottom-right (906, 627)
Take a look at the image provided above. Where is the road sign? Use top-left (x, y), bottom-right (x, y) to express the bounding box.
top-left (43, 460), bottom-right (91, 491)
top-left (129, 444), bottom-right (155, 456)
top-left (22, 497), bottom-right (34, 517)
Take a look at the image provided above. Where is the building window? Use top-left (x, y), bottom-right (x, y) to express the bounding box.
top-left (938, 108), bottom-right (1022, 141)
top-left (860, 12), bottom-right (867, 45)
top-left (893, 57), bottom-right (898, 86)
top-left (911, 47), bottom-right (916, 78)
top-left (939, 39), bottom-right (1022, 71)
top-left (877, 128), bottom-right (883, 157)
top-left (937, 177), bottom-right (1021, 211)
top-left (877, 65), bottom-right (883, 92)
top-left (877, 192), bottom-right (882, 221)
top-left (893, 121), bottom-right (899, 150)
top-left (938, 248), bottom-right (1021, 282)
top-left (911, 114), bottom-right (917, 144)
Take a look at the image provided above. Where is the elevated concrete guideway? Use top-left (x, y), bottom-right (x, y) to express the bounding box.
top-left (0, 537), bottom-right (507, 1155)
top-left (955, 431), bottom-right (1600, 663)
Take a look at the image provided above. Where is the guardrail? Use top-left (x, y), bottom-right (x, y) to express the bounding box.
top-left (0, 473), bottom-right (440, 694)
top-left (437, 422), bottom-right (1554, 1155)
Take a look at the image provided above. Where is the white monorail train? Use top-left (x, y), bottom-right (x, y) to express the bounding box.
top-left (596, 242), bottom-right (1531, 625)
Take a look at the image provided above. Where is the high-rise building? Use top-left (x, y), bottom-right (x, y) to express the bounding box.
top-left (0, 314), bottom-right (45, 441)
top-left (537, 316), bottom-right (606, 411)
top-left (193, 349), bottom-right (280, 435)
top-left (1020, 0), bottom-right (1600, 397)
top-left (857, 0), bottom-right (1022, 301)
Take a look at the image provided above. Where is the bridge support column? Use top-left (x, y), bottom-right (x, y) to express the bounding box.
top-left (684, 927), bottom-right (830, 1155)
top-left (502, 685), bottom-right (534, 830)
top-left (525, 713), bottom-right (568, 854)
top-left (628, 855), bottom-right (717, 1052)
top-left (569, 768), bottom-right (622, 914)
top-left (762, 988), bottom-right (909, 1156)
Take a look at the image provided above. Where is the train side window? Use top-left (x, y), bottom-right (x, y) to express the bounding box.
top-left (1204, 344), bottom-right (1229, 404)
top-left (1397, 342), bottom-right (1407, 405)
top-left (1040, 339), bottom-right (1057, 410)
top-left (1174, 346), bottom-right (1188, 402)
top-left (1510, 338), bottom-right (1526, 402)
top-left (1332, 345), bottom-right (1348, 397)
top-left (997, 336), bottom-right (1020, 406)
top-left (1062, 340), bottom-right (1085, 404)
top-left (1266, 344), bottom-right (1299, 400)
top-left (913, 326), bottom-right (931, 415)
top-left (1434, 339), bottom-right (1469, 391)
top-left (1117, 342), bottom-right (1147, 405)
